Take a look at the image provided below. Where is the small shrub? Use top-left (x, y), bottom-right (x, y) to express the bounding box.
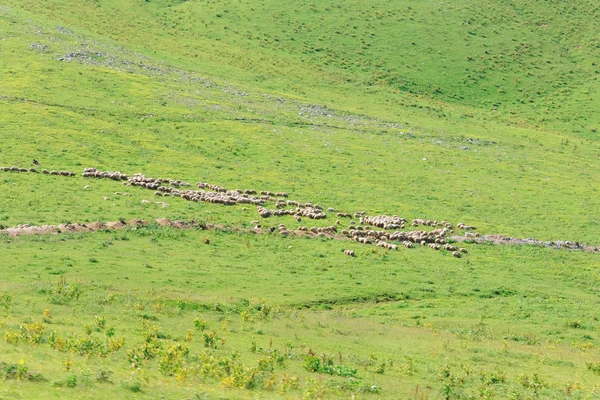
top-left (503, 332), bottom-right (539, 345)
top-left (96, 369), bottom-right (113, 383)
top-left (194, 317), bottom-right (208, 331)
top-left (94, 315), bottom-right (106, 330)
top-left (158, 343), bottom-right (189, 376)
top-left (240, 309), bottom-right (253, 323)
top-left (4, 330), bottom-right (20, 345)
top-left (566, 320), bottom-right (583, 329)
top-left (122, 378), bottom-right (142, 393)
top-left (257, 355), bottom-right (275, 372)
top-left (0, 293), bottom-right (12, 311)
top-left (586, 361), bottom-right (600, 375)
top-left (519, 373), bottom-right (547, 395)
top-left (42, 308), bottom-right (52, 323)
top-left (20, 322), bottom-right (46, 344)
top-left (152, 302), bottom-right (164, 313)
top-left (302, 355), bottom-right (357, 377)
top-left (0, 361), bottom-right (44, 381)
top-left (109, 337), bottom-right (125, 352)
top-left (66, 374), bottom-right (77, 387)
top-left (67, 336), bottom-right (111, 357)
top-left (202, 330), bottom-right (221, 348)
top-left (304, 377), bottom-right (327, 399)
top-left (360, 382), bottom-right (382, 394)
top-left (279, 373), bottom-right (299, 394)
top-left (51, 277), bottom-right (81, 304)
top-left (302, 355), bottom-right (320, 372)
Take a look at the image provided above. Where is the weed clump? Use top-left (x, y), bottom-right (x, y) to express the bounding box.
top-left (50, 277), bottom-right (81, 304)
top-left (302, 354), bottom-right (357, 377)
top-left (586, 361), bottom-right (600, 375)
top-left (0, 361), bottom-right (45, 382)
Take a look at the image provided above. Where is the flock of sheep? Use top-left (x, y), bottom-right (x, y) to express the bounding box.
top-left (80, 168), bottom-right (478, 257)
top-left (1, 166), bottom-right (76, 176)
top-left (2, 165), bottom-right (481, 258)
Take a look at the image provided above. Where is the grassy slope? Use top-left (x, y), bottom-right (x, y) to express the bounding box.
top-left (0, 4), bottom-right (598, 242)
top-left (1, 229), bottom-right (599, 399)
top-left (0, 0), bottom-right (599, 398)
top-left (3, 0), bottom-right (600, 135)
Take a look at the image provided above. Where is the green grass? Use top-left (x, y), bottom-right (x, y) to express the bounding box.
top-left (1, 229), bottom-right (599, 399)
top-left (0, 0), bottom-right (599, 398)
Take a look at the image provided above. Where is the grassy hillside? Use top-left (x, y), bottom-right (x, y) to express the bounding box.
top-left (0, 0), bottom-right (599, 399)
top-left (1, 229), bottom-right (600, 399)
top-left (3, 0), bottom-right (600, 136)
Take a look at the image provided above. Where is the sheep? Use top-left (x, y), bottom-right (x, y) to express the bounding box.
top-left (452, 251), bottom-right (462, 258)
top-left (11, 165), bottom-right (483, 258)
top-left (457, 223), bottom-right (477, 231)
top-left (343, 249), bottom-right (355, 257)
top-left (459, 248), bottom-right (468, 254)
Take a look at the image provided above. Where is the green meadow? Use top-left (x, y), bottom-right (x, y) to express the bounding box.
top-left (0, 0), bottom-right (599, 398)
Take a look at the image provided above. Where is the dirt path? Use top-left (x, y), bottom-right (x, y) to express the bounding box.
top-left (0, 219), bottom-right (332, 239)
top-left (1, 167), bottom-right (598, 254)
top-left (2, 219), bottom-right (597, 253)
top-left (450, 234), bottom-right (598, 253)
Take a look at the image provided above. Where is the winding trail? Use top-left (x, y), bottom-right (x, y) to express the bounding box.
top-left (2, 218), bottom-right (597, 254)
